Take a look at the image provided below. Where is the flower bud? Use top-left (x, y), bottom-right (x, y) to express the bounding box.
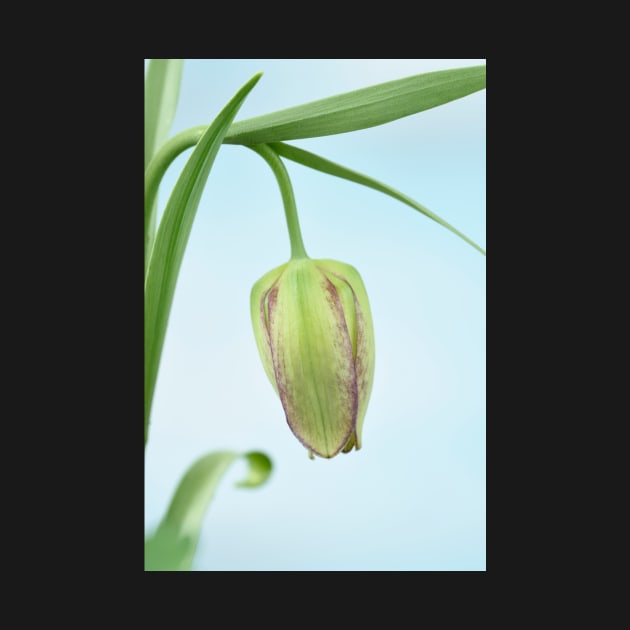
top-left (251, 258), bottom-right (375, 459)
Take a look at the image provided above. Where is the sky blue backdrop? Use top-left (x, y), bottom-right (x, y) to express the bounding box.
top-left (145, 59), bottom-right (486, 571)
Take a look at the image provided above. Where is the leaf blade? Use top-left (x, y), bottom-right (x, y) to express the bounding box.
top-left (144, 451), bottom-right (273, 571)
top-left (144, 73), bottom-right (262, 446)
top-left (270, 142), bottom-right (485, 255)
top-left (144, 59), bottom-right (184, 272)
top-left (224, 65), bottom-right (485, 145)
top-left (144, 59), bottom-right (184, 170)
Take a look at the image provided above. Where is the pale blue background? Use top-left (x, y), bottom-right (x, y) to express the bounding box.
top-left (145, 59), bottom-right (486, 571)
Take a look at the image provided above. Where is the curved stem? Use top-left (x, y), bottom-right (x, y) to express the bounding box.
top-left (146, 131), bottom-right (311, 262)
top-left (248, 144), bottom-right (308, 259)
top-left (144, 126), bottom-right (206, 274)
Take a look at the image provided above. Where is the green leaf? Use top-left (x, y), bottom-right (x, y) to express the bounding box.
top-left (144, 59), bottom-right (184, 170)
top-left (224, 65), bottom-right (485, 145)
top-left (144, 73), bottom-right (262, 446)
top-left (144, 523), bottom-right (194, 572)
top-left (144, 59), bottom-right (184, 272)
top-left (269, 142), bottom-right (486, 256)
top-left (236, 452), bottom-right (274, 487)
top-left (143, 65), bottom-right (486, 253)
top-left (144, 451), bottom-right (272, 571)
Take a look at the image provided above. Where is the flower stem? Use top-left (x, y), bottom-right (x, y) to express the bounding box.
top-left (145, 130), bottom-right (310, 264)
top-left (144, 126), bottom-right (206, 275)
top-left (249, 144), bottom-right (308, 259)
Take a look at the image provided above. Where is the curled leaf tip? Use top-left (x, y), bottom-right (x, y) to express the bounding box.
top-left (236, 451), bottom-right (273, 488)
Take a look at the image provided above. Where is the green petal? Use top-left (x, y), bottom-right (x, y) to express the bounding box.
top-left (317, 260), bottom-right (375, 449)
top-left (250, 263), bottom-right (287, 394)
top-left (268, 259), bottom-right (357, 458)
top-left (318, 263), bottom-right (357, 359)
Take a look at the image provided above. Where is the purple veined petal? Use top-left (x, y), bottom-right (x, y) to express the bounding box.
top-left (250, 263), bottom-right (287, 393)
top-left (316, 260), bottom-right (375, 451)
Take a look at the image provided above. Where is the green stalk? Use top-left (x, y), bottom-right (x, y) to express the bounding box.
top-left (144, 127), bottom-right (202, 275)
top-left (249, 144), bottom-right (308, 260)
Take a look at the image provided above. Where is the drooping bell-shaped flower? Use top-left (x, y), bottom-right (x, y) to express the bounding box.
top-left (251, 258), bottom-right (375, 459)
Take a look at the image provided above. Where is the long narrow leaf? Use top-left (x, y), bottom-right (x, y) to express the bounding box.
top-left (269, 142), bottom-right (485, 256)
top-left (144, 59), bottom-right (184, 272)
top-left (224, 65), bottom-right (485, 145)
top-left (143, 65), bottom-right (486, 244)
top-left (144, 73), bottom-right (262, 446)
top-left (145, 451), bottom-right (272, 571)
top-left (144, 59), bottom-right (184, 170)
